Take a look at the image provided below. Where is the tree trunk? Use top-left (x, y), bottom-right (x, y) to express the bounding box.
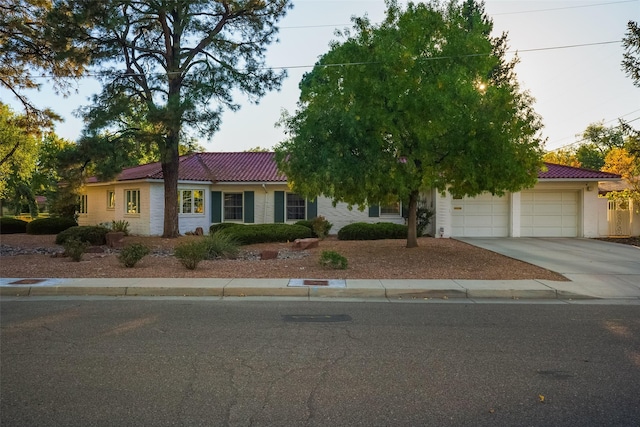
top-left (406, 190), bottom-right (419, 248)
top-left (161, 134), bottom-right (180, 238)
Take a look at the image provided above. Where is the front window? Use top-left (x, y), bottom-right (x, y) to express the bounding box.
top-left (286, 193), bottom-right (306, 220)
top-left (125, 189), bottom-right (140, 214)
top-left (179, 190), bottom-right (204, 214)
top-left (107, 190), bottom-right (115, 209)
top-left (381, 202), bottom-right (400, 216)
top-left (224, 193), bottom-right (243, 221)
top-left (79, 194), bottom-right (88, 214)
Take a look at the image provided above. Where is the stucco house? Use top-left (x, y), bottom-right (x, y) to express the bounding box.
top-left (78, 152), bottom-right (621, 238)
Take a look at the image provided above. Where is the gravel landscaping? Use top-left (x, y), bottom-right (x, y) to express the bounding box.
top-left (0, 233), bottom-right (572, 281)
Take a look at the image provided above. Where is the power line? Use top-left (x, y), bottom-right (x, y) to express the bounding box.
top-left (492, 0), bottom-right (638, 16)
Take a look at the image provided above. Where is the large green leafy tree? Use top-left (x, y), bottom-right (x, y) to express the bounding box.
top-left (276, 0), bottom-right (544, 248)
top-left (575, 122), bottom-right (625, 170)
top-left (49, 0), bottom-right (291, 237)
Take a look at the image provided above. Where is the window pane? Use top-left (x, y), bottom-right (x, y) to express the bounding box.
top-left (194, 190), bottom-right (204, 214)
top-left (224, 193), bottom-right (243, 220)
top-left (381, 202), bottom-right (400, 215)
top-left (126, 190), bottom-right (139, 214)
top-left (182, 190), bottom-right (192, 214)
top-left (107, 191), bottom-right (115, 209)
top-left (286, 193), bottom-right (305, 220)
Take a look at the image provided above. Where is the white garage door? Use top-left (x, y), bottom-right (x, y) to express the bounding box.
top-left (521, 191), bottom-right (578, 237)
top-left (452, 193), bottom-right (509, 237)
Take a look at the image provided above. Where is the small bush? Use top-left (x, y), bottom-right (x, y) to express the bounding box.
top-left (111, 220), bottom-right (130, 235)
top-left (55, 225), bottom-right (109, 245)
top-left (337, 222), bottom-right (408, 240)
top-left (26, 217), bottom-right (77, 235)
top-left (319, 250), bottom-right (348, 270)
top-left (0, 217), bottom-right (28, 234)
top-left (203, 233), bottom-right (240, 259)
top-left (210, 222), bottom-right (242, 235)
top-left (118, 243), bottom-right (150, 268)
top-left (220, 223), bottom-right (312, 245)
top-left (174, 240), bottom-right (208, 270)
top-left (63, 238), bottom-right (88, 262)
top-left (311, 216), bottom-right (332, 239)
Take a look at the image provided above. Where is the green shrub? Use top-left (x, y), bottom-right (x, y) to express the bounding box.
top-left (220, 223), bottom-right (312, 245)
top-left (0, 217), bottom-right (28, 234)
top-left (174, 240), bottom-right (208, 270)
top-left (210, 222), bottom-right (242, 235)
top-left (311, 216), bottom-right (332, 239)
top-left (416, 206), bottom-right (434, 236)
top-left (203, 233), bottom-right (240, 259)
top-left (337, 222), bottom-right (407, 240)
top-left (62, 238), bottom-right (88, 262)
top-left (118, 243), bottom-right (150, 268)
top-left (110, 220), bottom-right (130, 235)
top-left (319, 250), bottom-right (348, 270)
top-left (55, 225), bottom-right (109, 245)
top-left (26, 217), bottom-right (77, 235)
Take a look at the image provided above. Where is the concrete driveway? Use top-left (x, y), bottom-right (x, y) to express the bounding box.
top-left (459, 238), bottom-right (640, 299)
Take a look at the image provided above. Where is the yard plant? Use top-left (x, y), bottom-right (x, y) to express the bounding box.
top-left (117, 243), bottom-right (150, 268)
top-left (319, 250), bottom-right (348, 270)
top-left (173, 240), bottom-right (208, 270)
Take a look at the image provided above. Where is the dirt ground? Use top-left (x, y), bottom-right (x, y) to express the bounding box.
top-left (0, 233), bottom-right (573, 281)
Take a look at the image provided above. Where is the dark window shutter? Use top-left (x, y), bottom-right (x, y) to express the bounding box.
top-left (211, 191), bottom-right (222, 223)
top-left (274, 191), bottom-right (285, 223)
top-left (368, 205), bottom-right (380, 217)
top-left (401, 202), bottom-right (408, 218)
top-left (244, 191), bottom-right (255, 223)
top-left (307, 198), bottom-right (318, 219)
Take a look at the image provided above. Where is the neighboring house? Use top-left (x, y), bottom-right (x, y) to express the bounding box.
top-left (78, 152), bottom-right (621, 238)
top-left (598, 179), bottom-right (640, 237)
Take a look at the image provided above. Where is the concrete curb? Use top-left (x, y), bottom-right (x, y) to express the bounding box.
top-left (0, 278), bottom-right (604, 300)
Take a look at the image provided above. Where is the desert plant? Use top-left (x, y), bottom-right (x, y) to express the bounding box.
top-left (63, 238), bottom-right (89, 262)
top-left (26, 217), bottom-right (77, 235)
top-left (337, 222), bottom-right (407, 240)
top-left (0, 217), bottom-right (28, 234)
top-left (319, 250), bottom-right (348, 270)
top-left (311, 216), bottom-right (333, 239)
top-left (219, 223), bottom-right (312, 244)
top-left (110, 220), bottom-right (130, 235)
top-left (55, 225), bottom-right (109, 245)
top-left (118, 243), bottom-right (150, 268)
top-left (174, 240), bottom-right (208, 270)
top-left (203, 233), bottom-right (240, 259)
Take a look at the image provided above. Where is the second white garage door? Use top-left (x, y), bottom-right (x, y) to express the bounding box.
top-left (520, 191), bottom-right (578, 237)
top-left (451, 193), bottom-right (509, 237)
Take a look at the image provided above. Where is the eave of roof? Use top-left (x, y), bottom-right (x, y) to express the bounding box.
top-left (539, 163), bottom-right (621, 181)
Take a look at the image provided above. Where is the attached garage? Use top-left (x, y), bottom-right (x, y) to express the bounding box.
top-left (520, 190), bottom-right (578, 237)
top-left (451, 193), bottom-right (509, 237)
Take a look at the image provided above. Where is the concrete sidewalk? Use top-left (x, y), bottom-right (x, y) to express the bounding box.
top-left (2, 276), bottom-right (639, 301)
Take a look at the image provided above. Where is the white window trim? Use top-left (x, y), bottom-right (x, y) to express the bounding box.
top-left (125, 189), bottom-right (141, 216)
top-left (107, 190), bottom-right (115, 210)
top-left (286, 193), bottom-right (306, 221)
top-left (78, 194), bottom-right (88, 215)
top-left (223, 192), bottom-right (244, 222)
top-left (179, 189), bottom-right (205, 215)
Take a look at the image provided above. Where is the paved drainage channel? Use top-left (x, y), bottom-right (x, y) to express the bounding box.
top-left (288, 279), bottom-right (347, 288)
top-left (282, 314), bottom-right (352, 323)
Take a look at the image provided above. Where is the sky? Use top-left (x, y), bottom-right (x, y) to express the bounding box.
top-left (3, 0), bottom-right (640, 153)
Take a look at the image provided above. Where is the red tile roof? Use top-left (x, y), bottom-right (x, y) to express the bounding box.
top-left (88, 156), bottom-right (620, 184)
top-left (539, 163), bottom-right (620, 180)
top-left (97, 152), bottom-right (286, 183)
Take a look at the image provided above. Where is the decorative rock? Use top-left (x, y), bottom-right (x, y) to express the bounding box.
top-left (260, 250), bottom-right (279, 260)
top-left (106, 231), bottom-right (126, 248)
top-left (85, 246), bottom-right (105, 253)
top-left (292, 238), bottom-right (320, 251)
top-left (195, 227), bottom-right (204, 236)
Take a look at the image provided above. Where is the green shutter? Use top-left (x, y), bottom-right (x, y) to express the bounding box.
top-left (244, 191), bottom-right (255, 223)
top-left (211, 191), bottom-right (222, 223)
top-left (368, 205), bottom-right (380, 217)
top-left (274, 191), bottom-right (284, 223)
top-left (307, 198), bottom-right (318, 219)
top-left (401, 202), bottom-right (408, 218)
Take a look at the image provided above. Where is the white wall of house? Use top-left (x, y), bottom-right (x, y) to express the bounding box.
top-left (317, 198), bottom-right (405, 234)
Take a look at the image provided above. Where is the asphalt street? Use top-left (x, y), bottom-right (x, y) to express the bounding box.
top-left (1, 299), bottom-right (639, 426)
